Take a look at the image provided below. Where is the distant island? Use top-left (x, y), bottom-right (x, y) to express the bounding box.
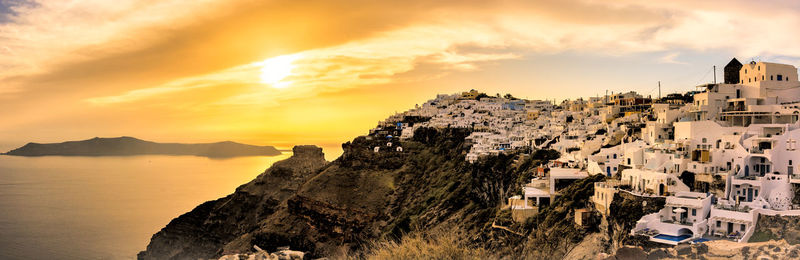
top-left (3, 137), bottom-right (282, 158)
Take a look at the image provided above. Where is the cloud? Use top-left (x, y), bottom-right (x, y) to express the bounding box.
top-left (659, 52), bottom-right (687, 65)
top-left (6, 0), bottom-right (800, 146)
top-left (76, 0), bottom-right (800, 111)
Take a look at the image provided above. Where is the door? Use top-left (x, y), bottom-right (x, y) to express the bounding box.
top-left (728, 222), bottom-right (734, 234)
top-left (681, 209), bottom-right (688, 223)
top-left (747, 188), bottom-right (753, 202)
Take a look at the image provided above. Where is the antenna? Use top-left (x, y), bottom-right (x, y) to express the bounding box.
top-left (658, 81), bottom-right (661, 99)
top-left (713, 65), bottom-right (717, 84)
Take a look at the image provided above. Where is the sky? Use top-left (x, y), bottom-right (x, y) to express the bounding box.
top-left (2, 0), bottom-right (800, 156)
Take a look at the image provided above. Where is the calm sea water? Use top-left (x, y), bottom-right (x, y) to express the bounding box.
top-left (0, 154), bottom-right (291, 260)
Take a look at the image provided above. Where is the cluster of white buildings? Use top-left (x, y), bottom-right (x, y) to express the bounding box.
top-left (606, 59), bottom-right (800, 245)
top-left (370, 59), bottom-right (800, 246)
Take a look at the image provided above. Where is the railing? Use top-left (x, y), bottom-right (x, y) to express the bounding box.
top-left (736, 175), bottom-right (759, 181)
top-left (715, 204), bottom-right (752, 213)
top-left (660, 218), bottom-right (693, 226)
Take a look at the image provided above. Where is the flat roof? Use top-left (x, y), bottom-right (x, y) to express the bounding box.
top-left (550, 167), bottom-right (588, 179)
top-left (524, 187), bottom-right (550, 197)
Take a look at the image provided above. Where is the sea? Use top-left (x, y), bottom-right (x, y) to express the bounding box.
top-left (0, 154), bottom-right (292, 259)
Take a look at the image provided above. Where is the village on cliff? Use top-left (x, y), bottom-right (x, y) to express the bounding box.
top-left (370, 58), bottom-right (800, 245)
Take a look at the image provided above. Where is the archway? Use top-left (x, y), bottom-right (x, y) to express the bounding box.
top-left (677, 228), bottom-right (693, 237)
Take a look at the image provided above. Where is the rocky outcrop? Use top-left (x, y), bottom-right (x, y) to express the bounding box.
top-left (749, 214), bottom-right (800, 243)
top-left (606, 192), bottom-right (666, 250)
top-left (138, 145), bottom-right (328, 260)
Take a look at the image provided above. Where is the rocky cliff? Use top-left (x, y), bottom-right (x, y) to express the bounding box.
top-left (139, 128), bottom-right (534, 259)
top-left (139, 126), bottom-right (673, 259)
top-left (138, 145), bottom-right (328, 259)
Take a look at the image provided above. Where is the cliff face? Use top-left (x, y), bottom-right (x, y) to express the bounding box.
top-left (138, 145), bottom-right (328, 260)
top-left (138, 126), bottom-right (680, 259)
top-left (749, 215), bottom-right (800, 243)
top-left (139, 128), bottom-right (531, 259)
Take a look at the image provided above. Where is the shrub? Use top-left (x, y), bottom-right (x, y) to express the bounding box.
top-left (339, 228), bottom-right (493, 260)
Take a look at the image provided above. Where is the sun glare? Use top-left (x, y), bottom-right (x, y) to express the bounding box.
top-left (258, 54), bottom-right (301, 88)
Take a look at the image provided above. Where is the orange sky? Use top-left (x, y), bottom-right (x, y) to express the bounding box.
top-left (2, 0), bottom-right (800, 158)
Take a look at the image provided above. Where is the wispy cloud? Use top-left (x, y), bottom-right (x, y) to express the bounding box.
top-left (659, 52), bottom-right (687, 65)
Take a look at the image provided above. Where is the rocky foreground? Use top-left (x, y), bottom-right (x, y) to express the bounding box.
top-left (606, 240), bottom-right (800, 259)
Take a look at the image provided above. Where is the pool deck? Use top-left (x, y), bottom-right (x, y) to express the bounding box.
top-left (649, 234), bottom-right (693, 245)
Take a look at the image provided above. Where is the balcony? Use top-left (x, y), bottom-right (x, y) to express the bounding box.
top-left (714, 204), bottom-right (752, 213)
top-left (659, 218), bottom-right (693, 226)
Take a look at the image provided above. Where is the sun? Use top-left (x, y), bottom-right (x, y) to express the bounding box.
top-left (258, 54), bottom-right (301, 88)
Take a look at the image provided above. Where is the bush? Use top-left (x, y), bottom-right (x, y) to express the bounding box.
top-left (341, 228), bottom-right (493, 260)
top-left (532, 149), bottom-right (560, 161)
top-left (748, 230), bottom-right (775, 243)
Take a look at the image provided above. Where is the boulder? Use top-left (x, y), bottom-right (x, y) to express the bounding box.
top-left (646, 248), bottom-right (670, 260)
top-left (615, 247), bottom-right (647, 260)
top-left (675, 244), bottom-right (692, 256)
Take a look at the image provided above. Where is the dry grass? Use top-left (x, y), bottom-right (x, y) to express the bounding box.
top-left (335, 228), bottom-right (494, 260)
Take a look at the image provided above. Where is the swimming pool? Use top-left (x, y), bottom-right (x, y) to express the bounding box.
top-left (692, 238), bottom-right (710, 243)
top-left (653, 234), bottom-right (691, 242)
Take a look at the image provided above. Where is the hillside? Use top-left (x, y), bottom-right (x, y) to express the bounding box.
top-left (3, 137), bottom-right (281, 158)
top-left (137, 119), bottom-right (652, 260)
top-left (139, 125), bottom-right (556, 259)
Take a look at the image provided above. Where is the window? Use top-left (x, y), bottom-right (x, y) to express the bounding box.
top-left (758, 66), bottom-right (761, 71)
top-left (771, 75), bottom-right (774, 80)
top-left (778, 75), bottom-right (783, 81)
top-left (702, 138), bottom-right (707, 143)
top-left (717, 221), bottom-right (721, 227)
top-left (692, 209), bottom-right (696, 216)
top-left (762, 75), bottom-right (765, 80)
top-left (741, 224), bottom-right (746, 232)
top-left (613, 154), bottom-right (617, 159)
top-left (755, 190), bottom-right (759, 197)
